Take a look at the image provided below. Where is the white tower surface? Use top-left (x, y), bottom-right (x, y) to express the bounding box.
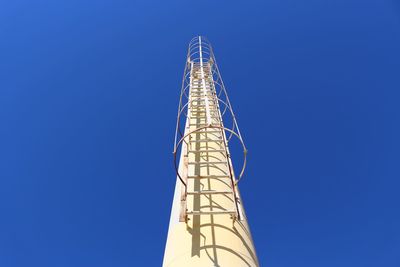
top-left (163, 36), bottom-right (259, 267)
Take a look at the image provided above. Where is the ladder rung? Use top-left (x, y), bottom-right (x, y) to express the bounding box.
top-left (189, 139), bottom-right (224, 143)
top-left (190, 130), bottom-right (223, 133)
top-left (187, 190), bottom-right (233, 195)
top-left (190, 106), bottom-right (218, 109)
top-left (190, 105), bottom-right (218, 107)
top-left (189, 122), bottom-right (220, 125)
top-left (189, 100), bottom-right (217, 103)
top-left (190, 111), bottom-right (219, 113)
top-left (186, 210), bottom-right (236, 215)
top-left (190, 104), bottom-right (217, 107)
top-left (187, 133), bottom-right (223, 137)
top-left (190, 119), bottom-right (220, 122)
top-left (189, 116), bottom-right (220, 119)
top-left (190, 115), bottom-right (220, 118)
top-left (189, 126), bottom-right (222, 129)
top-left (188, 161), bottom-right (228, 165)
top-left (190, 108), bottom-right (218, 111)
top-left (189, 105), bottom-right (218, 109)
top-left (189, 116), bottom-right (219, 120)
top-left (188, 149), bottom-right (226, 153)
top-left (190, 109), bottom-right (218, 111)
top-left (187, 175), bottom-right (231, 179)
top-left (189, 113), bottom-right (218, 115)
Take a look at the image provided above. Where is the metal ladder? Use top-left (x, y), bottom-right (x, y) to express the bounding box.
top-left (181, 61), bottom-right (240, 222)
top-left (173, 36), bottom-right (247, 223)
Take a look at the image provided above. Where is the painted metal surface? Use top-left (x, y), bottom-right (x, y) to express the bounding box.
top-left (163, 37), bottom-right (259, 267)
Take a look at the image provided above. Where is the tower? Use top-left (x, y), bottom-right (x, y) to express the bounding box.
top-left (163, 36), bottom-right (259, 267)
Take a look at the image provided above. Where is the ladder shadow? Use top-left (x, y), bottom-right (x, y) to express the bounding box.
top-left (188, 128), bottom-right (254, 265)
top-left (187, 219), bottom-right (257, 267)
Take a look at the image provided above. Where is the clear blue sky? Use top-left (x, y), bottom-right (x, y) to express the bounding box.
top-left (1, 0), bottom-right (399, 266)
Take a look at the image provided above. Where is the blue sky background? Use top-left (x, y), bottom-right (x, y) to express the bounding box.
top-left (1, 0), bottom-right (400, 266)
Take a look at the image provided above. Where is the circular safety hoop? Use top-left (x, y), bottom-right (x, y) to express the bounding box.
top-left (173, 124), bottom-right (247, 189)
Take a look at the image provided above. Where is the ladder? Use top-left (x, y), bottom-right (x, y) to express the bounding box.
top-left (179, 60), bottom-right (240, 222)
top-left (173, 36), bottom-right (247, 223)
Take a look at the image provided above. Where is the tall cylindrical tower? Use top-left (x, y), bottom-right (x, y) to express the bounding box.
top-left (163, 36), bottom-right (259, 267)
